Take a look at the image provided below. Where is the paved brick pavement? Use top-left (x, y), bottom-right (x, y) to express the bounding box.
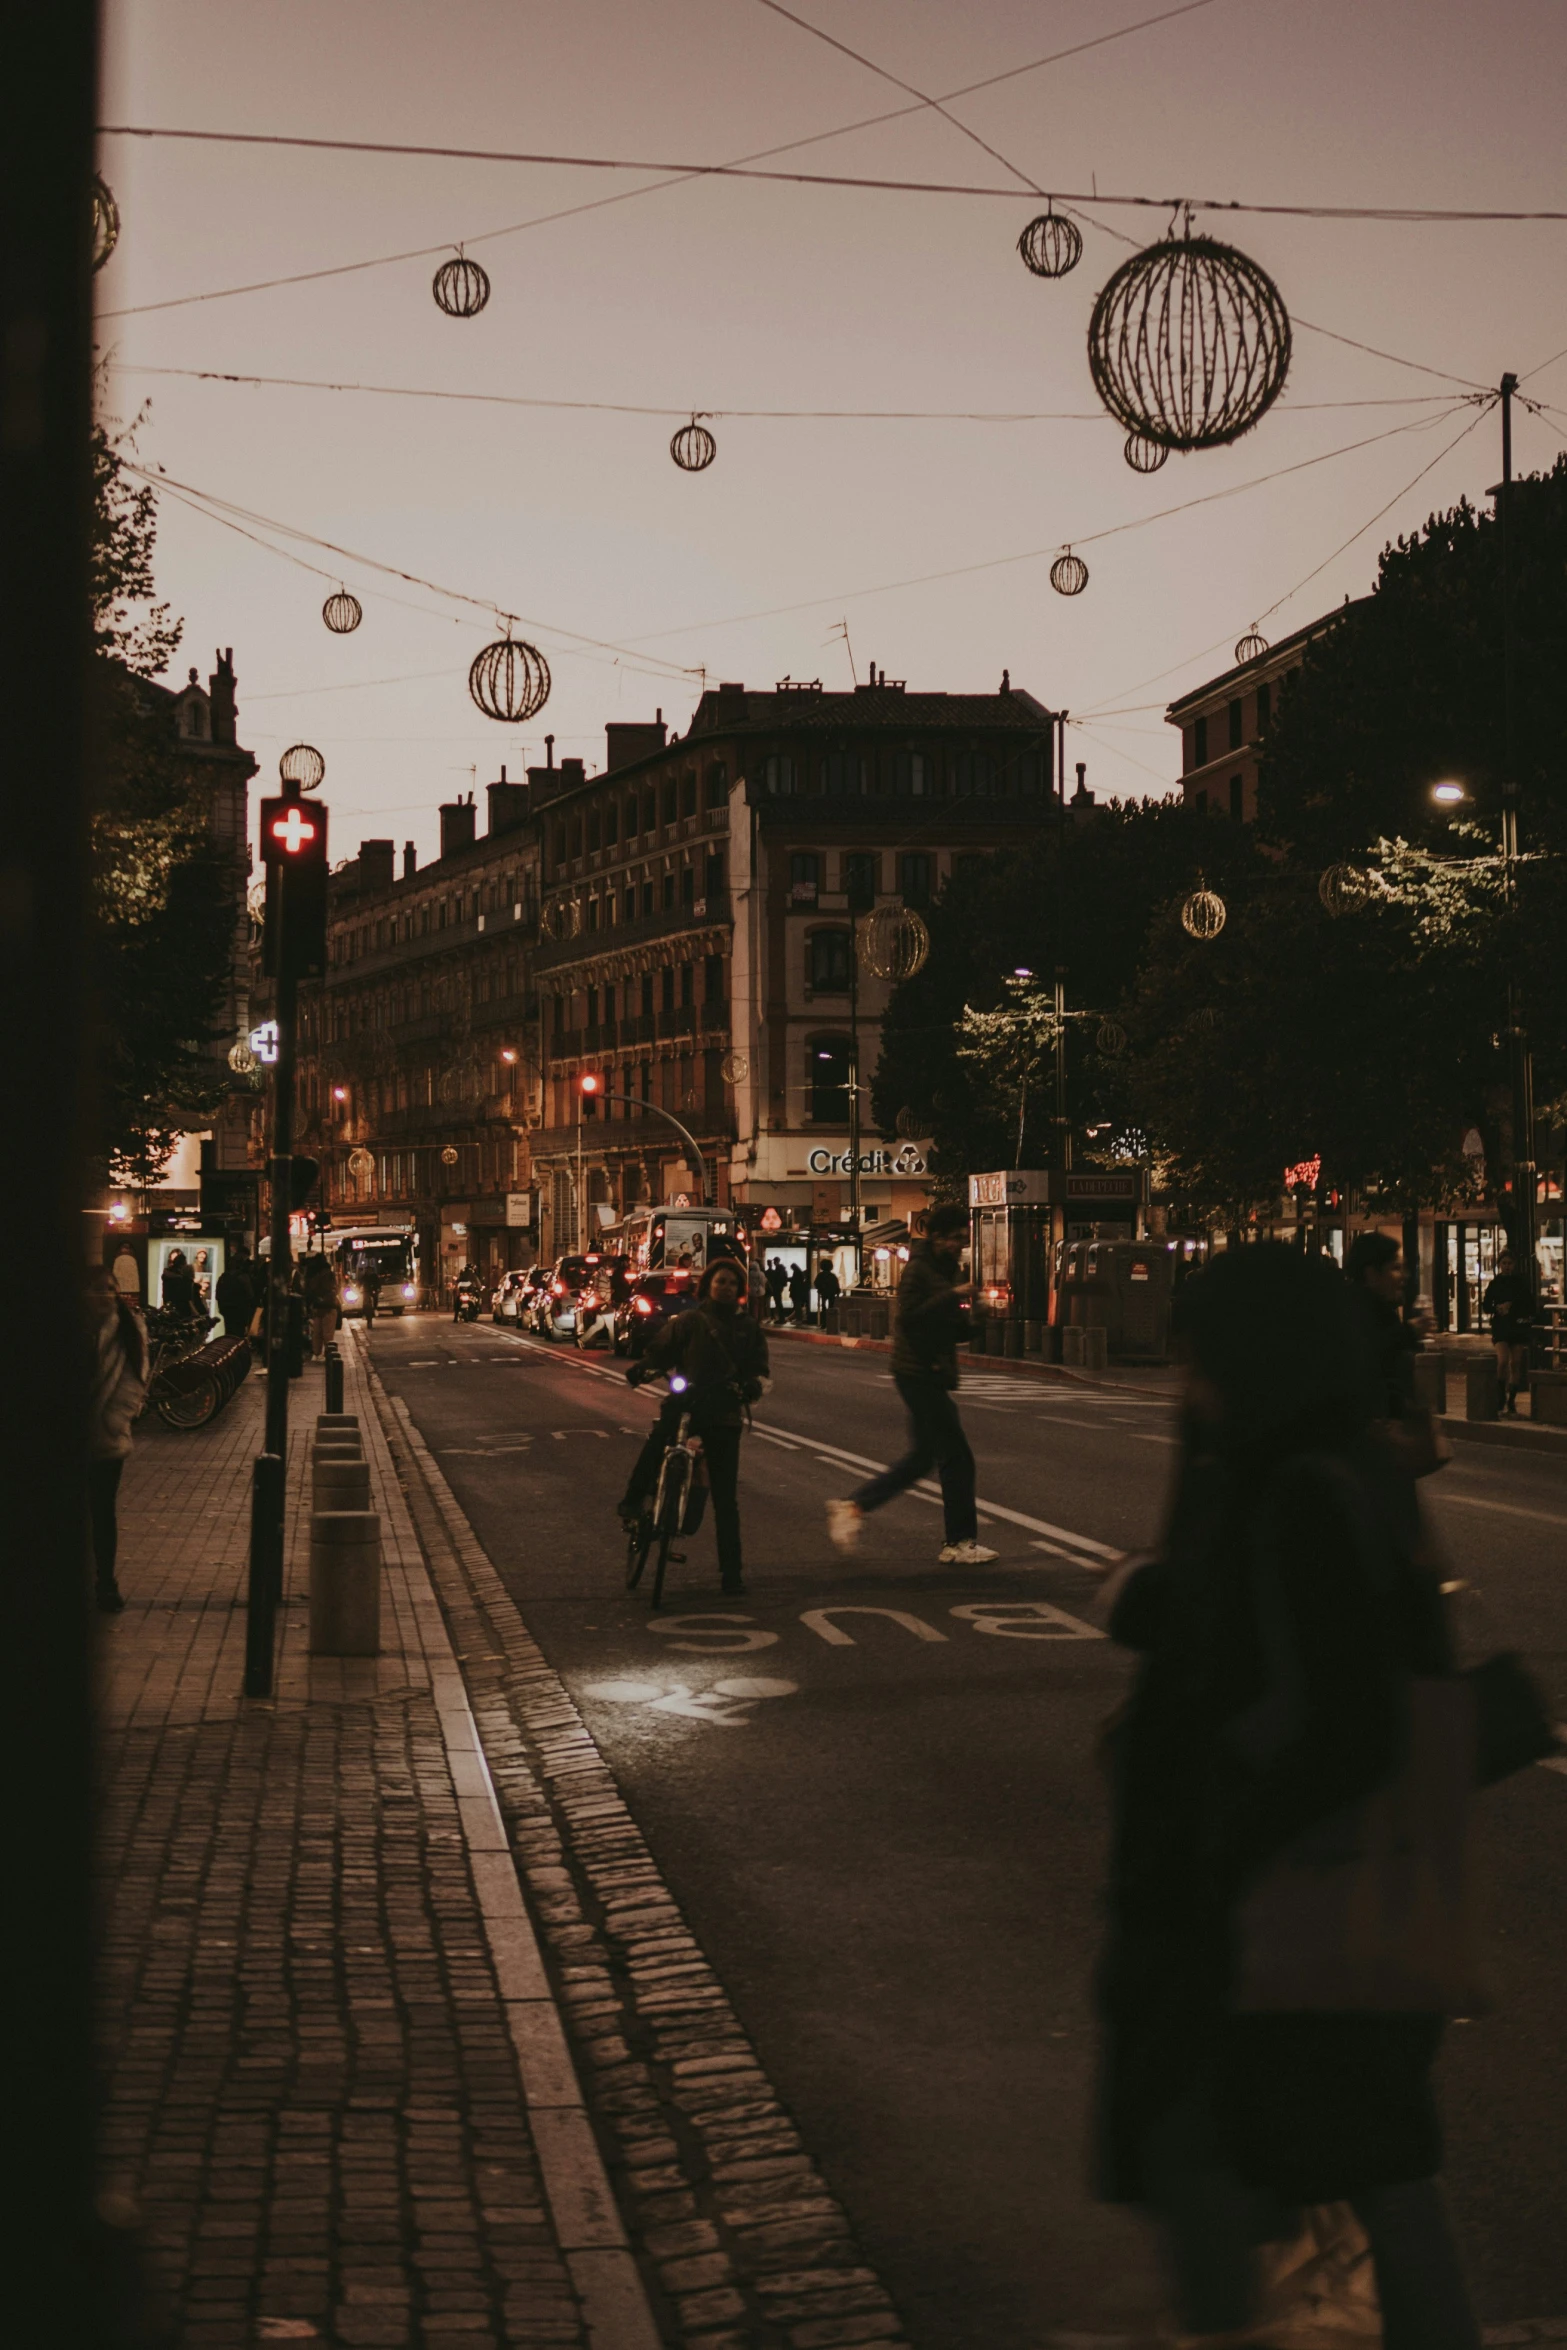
top-left (96, 1333), bottom-right (650, 2350)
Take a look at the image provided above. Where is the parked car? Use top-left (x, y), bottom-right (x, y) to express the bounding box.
top-left (614, 1267), bottom-right (698, 1359)
top-left (576, 1255), bottom-right (635, 1349)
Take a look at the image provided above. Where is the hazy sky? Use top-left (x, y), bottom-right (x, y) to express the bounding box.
top-left (98, 0), bottom-right (1567, 867)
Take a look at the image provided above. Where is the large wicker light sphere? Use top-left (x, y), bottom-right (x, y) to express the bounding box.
top-left (1088, 232), bottom-right (1291, 451)
top-left (322, 589), bottom-right (363, 634)
top-left (91, 175), bottom-right (120, 272)
top-left (1318, 863), bottom-right (1370, 918)
top-left (1050, 547), bottom-right (1089, 597)
top-left (469, 635), bottom-right (550, 723)
top-left (1181, 885), bottom-right (1227, 941)
top-left (1234, 628), bottom-right (1269, 663)
top-left (860, 905), bottom-right (930, 983)
top-left (671, 419), bottom-right (717, 472)
top-left (279, 743), bottom-right (326, 792)
top-left (1017, 208), bottom-right (1082, 280)
top-left (433, 253), bottom-right (490, 317)
top-left (1124, 432), bottom-right (1169, 474)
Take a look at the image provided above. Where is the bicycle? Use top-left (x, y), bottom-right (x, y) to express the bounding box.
top-left (624, 1402), bottom-right (708, 1610)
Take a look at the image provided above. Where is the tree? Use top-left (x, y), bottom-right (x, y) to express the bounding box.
top-left (88, 406), bottom-right (241, 1180)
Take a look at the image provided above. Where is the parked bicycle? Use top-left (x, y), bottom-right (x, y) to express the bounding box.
top-left (624, 1385), bottom-right (709, 1610)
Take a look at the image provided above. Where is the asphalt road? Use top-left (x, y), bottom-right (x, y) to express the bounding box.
top-left (370, 1310), bottom-right (1567, 2344)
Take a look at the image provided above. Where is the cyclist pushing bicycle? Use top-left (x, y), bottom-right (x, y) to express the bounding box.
top-left (617, 1256), bottom-right (769, 1595)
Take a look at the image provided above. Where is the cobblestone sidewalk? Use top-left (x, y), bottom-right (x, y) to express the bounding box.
top-left (96, 1334), bottom-right (654, 2350)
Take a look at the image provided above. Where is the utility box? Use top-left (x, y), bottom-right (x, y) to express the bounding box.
top-left (1056, 1238), bottom-right (1175, 1362)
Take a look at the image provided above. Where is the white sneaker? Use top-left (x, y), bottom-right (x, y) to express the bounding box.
top-left (939, 1539), bottom-right (999, 1564)
top-left (826, 1498), bottom-right (863, 1552)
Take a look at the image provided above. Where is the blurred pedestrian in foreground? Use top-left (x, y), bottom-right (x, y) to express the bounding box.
top-left (1094, 1244), bottom-right (1481, 2348)
top-left (87, 1264), bottom-right (149, 1614)
top-left (1482, 1248), bottom-right (1531, 1415)
top-left (827, 1203), bottom-right (995, 1565)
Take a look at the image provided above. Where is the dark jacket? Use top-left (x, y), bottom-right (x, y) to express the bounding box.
top-left (1097, 1438), bottom-right (1452, 2206)
top-left (890, 1241), bottom-right (964, 1384)
top-left (643, 1301), bottom-right (770, 1428)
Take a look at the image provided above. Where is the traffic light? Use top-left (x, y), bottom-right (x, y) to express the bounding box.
top-left (260, 784), bottom-right (329, 984)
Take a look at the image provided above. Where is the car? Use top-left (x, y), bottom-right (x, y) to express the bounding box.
top-left (614, 1268), bottom-right (698, 1360)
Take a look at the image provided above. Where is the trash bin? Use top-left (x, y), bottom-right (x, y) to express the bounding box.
top-left (309, 1510), bottom-right (381, 1656)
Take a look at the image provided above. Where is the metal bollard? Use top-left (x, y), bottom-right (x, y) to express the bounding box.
top-left (309, 1510), bottom-right (381, 1656)
top-left (324, 1343), bottom-right (344, 1415)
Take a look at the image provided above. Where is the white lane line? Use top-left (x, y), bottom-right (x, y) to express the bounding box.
top-left (1431, 1492), bottom-right (1567, 1529)
top-left (757, 1421), bottom-right (1122, 1563)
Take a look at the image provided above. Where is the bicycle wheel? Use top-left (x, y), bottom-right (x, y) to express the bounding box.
top-left (155, 1373), bottom-right (219, 1431)
top-left (624, 1513), bottom-right (654, 1591)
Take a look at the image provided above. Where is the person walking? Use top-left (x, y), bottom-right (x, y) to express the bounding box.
top-left (215, 1248), bottom-right (255, 1341)
top-left (1482, 1247), bottom-right (1531, 1414)
top-left (787, 1262), bottom-right (810, 1324)
top-left (618, 1257), bottom-right (769, 1595)
top-left (86, 1263), bottom-right (150, 1614)
top-left (302, 1250), bottom-right (340, 1360)
top-left (160, 1248), bottom-right (197, 1320)
top-left (1095, 1244), bottom-right (1483, 2350)
top-left (814, 1258), bottom-right (841, 1323)
top-left (826, 1203), bottom-right (996, 1565)
top-left (764, 1257), bottom-right (788, 1320)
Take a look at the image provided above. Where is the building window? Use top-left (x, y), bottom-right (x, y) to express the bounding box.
top-left (808, 1035), bottom-right (852, 1123)
top-left (1229, 773), bottom-right (1244, 820)
top-left (898, 851), bottom-right (932, 908)
top-left (1227, 698), bottom-right (1243, 751)
top-left (680, 771), bottom-right (697, 817)
top-left (809, 927), bottom-right (852, 992)
top-left (1256, 681), bottom-right (1272, 734)
top-left (1193, 717), bottom-right (1208, 769)
top-left (705, 761), bottom-right (727, 808)
top-left (842, 851), bottom-right (878, 909)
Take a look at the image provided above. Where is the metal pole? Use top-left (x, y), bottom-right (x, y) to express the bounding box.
top-left (245, 859), bottom-right (296, 1697)
top-left (1497, 371), bottom-right (1539, 1327)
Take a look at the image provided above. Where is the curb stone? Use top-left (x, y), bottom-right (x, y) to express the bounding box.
top-left (364, 1357), bottom-right (915, 2350)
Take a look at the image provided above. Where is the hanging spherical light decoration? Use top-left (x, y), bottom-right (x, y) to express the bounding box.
top-left (91, 174), bottom-right (120, 272)
top-left (1096, 1018), bottom-right (1128, 1058)
top-left (1234, 627), bottom-right (1269, 663)
top-left (469, 634), bottom-right (550, 724)
top-left (859, 905), bottom-right (931, 983)
top-left (1318, 863), bottom-right (1371, 918)
top-left (1124, 432), bottom-right (1169, 475)
top-left (1087, 229), bottom-right (1292, 452)
top-left (1050, 547), bottom-right (1089, 597)
top-left (432, 251), bottom-right (490, 318)
top-left (670, 417), bottom-right (717, 472)
top-left (1017, 207), bottom-right (1082, 280)
top-left (1181, 884), bottom-right (1227, 941)
top-left (279, 743), bottom-right (326, 793)
top-left (322, 589), bottom-right (363, 635)
top-left (718, 1049), bottom-right (749, 1085)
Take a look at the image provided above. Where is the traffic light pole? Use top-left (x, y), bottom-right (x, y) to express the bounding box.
top-left (245, 858), bottom-right (298, 1698)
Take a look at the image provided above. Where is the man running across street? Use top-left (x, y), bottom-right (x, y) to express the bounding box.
top-left (827, 1203), bottom-right (997, 1565)
top-left (618, 1257), bottom-right (770, 1594)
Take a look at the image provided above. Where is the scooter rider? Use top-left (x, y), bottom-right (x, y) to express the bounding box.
top-left (618, 1257), bottom-right (769, 1595)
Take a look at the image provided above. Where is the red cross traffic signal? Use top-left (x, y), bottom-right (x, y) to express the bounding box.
top-left (259, 785), bottom-right (330, 983)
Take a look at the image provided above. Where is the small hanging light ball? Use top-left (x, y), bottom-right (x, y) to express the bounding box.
top-left (322, 589), bottom-right (363, 635)
top-left (1124, 432), bottom-right (1169, 475)
top-left (1181, 884), bottom-right (1227, 941)
top-left (671, 418), bottom-right (717, 472)
top-left (1088, 227), bottom-right (1291, 451)
top-left (1234, 627), bottom-right (1269, 663)
top-left (1017, 207), bottom-right (1082, 280)
top-left (1095, 1018), bottom-right (1128, 1058)
top-left (279, 743), bottom-right (326, 793)
top-left (718, 1049), bottom-right (750, 1085)
top-left (1318, 863), bottom-right (1371, 918)
top-left (1050, 547), bottom-right (1089, 597)
top-left (859, 905), bottom-right (931, 983)
top-left (469, 634), bottom-right (550, 724)
top-left (432, 251), bottom-right (491, 318)
top-left (91, 174), bottom-right (121, 272)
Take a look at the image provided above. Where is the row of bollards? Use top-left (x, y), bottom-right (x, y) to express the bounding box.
top-left (308, 1410), bottom-right (381, 1657)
